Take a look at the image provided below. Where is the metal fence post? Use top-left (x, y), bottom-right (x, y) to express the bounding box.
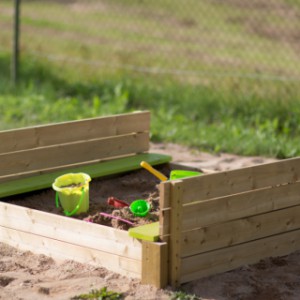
top-left (12, 0), bottom-right (21, 85)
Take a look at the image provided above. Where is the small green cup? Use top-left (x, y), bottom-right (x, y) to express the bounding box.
top-left (130, 200), bottom-right (150, 217)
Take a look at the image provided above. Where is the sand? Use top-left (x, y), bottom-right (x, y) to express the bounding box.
top-left (1, 143), bottom-right (300, 300)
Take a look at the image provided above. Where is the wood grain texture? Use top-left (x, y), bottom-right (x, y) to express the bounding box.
top-left (182, 204), bottom-right (300, 257)
top-left (141, 241), bottom-right (168, 288)
top-left (181, 229), bottom-right (300, 284)
top-left (0, 132), bottom-right (149, 176)
top-left (0, 111), bottom-right (150, 153)
top-left (0, 226), bottom-right (141, 278)
top-left (0, 201), bottom-right (142, 260)
top-left (169, 180), bottom-right (183, 288)
top-left (182, 181), bottom-right (300, 230)
top-left (181, 157), bottom-right (300, 204)
top-left (159, 181), bottom-right (171, 241)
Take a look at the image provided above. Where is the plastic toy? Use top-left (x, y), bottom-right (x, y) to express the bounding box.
top-left (130, 199), bottom-right (150, 217)
top-left (140, 161), bottom-right (202, 181)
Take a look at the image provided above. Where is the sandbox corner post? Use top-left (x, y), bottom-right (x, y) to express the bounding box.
top-left (141, 241), bottom-right (168, 288)
top-left (169, 180), bottom-right (184, 288)
top-left (159, 180), bottom-right (172, 241)
top-left (141, 181), bottom-right (171, 288)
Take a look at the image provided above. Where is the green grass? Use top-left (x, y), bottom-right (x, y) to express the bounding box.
top-left (1, 53), bottom-right (300, 159)
top-left (71, 287), bottom-right (122, 300)
top-left (170, 290), bottom-right (200, 300)
top-left (0, 55), bottom-right (130, 129)
top-left (1, 1), bottom-right (300, 158)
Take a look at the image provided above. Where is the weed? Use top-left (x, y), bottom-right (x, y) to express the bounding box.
top-left (71, 287), bottom-right (122, 300)
top-left (171, 290), bottom-right (201, 300)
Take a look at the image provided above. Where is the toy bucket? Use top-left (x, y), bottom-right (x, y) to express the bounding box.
top-left (52, 173), bottom-right (91, 216)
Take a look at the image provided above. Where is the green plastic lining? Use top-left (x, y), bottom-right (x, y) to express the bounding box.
top-left (0, 153), bottom-right (171, 198)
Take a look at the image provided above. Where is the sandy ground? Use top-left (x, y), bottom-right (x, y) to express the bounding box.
top-left (1, 143), bottom-right (300, 300)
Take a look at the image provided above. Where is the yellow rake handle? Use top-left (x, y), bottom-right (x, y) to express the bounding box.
top-left (140, 161), bottom-right (168, 181)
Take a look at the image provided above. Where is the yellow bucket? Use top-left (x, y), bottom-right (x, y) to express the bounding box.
top-left (52, 173), bottom-right (91, 216)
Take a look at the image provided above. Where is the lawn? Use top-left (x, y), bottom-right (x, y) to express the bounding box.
top-left (0, 0), bottom-right (299, 158)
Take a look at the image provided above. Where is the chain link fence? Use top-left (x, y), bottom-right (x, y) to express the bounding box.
top-left (1, 0), bottom-right (300, 85)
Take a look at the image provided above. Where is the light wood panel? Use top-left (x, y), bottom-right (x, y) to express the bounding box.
top-left (182, 181), bottom-right (300, 231)
top-left (0, 111), bottom-right (150, 153)
top-left (0, 132), bottom-right (149, 176)
top-left (181, 229), bottom-right (300, 284)
top-left (159, 181), bottom-right (171, 240)
top-left (141, 241), bottom-right (168, 288)
top-left (163, 158), bottom-right (300, 287)
top-left (169, 181), bottom-right (183, 288)
top-left (182, 204), bottom-right (300, 257)
top-left (181, 157), bottom-right (300, 204)
top-left (0, 202), bottom-right (142, 260)
top-left (0, 226), bottom-right (141, 278)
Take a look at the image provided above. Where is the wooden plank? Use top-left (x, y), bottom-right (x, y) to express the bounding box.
top-left (141, 241), bottom-right (168, 288)
top-left (169, 180), bottom-right (183, 288)
top-left (115, 111), bottom-right (150, 134)
top-left (0, 226), bottom-right (141, 278)
top-left (0, 132), bottom-right (149, 177)
top-left (181, 181), bottom-right (300, 231)
top-left (0, 153), bottom-right (172, 197)
top-left (0, 201), bottom-right (142, 260)
top-left (159, 181), bottom-right (171, 240)
top-left (0, 111), bottom-right (150, 154)
top-left (181, 157), bottom-right (300, 204)
top-left (181, 229), bottom-right (300, 284)
top-left (182, 204), bottom-right (300, 257)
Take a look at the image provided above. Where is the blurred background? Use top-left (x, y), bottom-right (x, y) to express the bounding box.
top-left (1, 0), bottom-right (300, 158)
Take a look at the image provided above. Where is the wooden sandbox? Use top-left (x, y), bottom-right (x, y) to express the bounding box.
top-left (1, 111), bottom-right (300, 288)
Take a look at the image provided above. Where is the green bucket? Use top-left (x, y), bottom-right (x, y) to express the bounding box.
top-left (130, 199), bottom-right (150, 217)
top-left (52, 173), bottom-right (91, 216)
